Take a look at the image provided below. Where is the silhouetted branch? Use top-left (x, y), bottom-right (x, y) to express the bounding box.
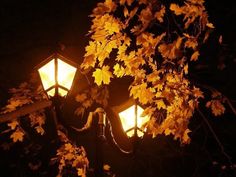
top-left (197, 109), bottom-right (232, 165)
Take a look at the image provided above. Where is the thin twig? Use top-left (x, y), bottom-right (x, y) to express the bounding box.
top-left (197, 109), bottom-right (232, 165)
top-left (197, 83), bottom-right (236, 116)
top-left (224, 97), bottom-right (236, 116)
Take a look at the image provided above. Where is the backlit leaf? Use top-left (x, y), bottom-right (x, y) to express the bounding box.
top-left (190, 51), bottom-right (199, 61)
top-left (92, 66), bottom-right (113, 86)
top-left (7, 121), bottom-right (18, 130)
top-left (10, 129), bottom-right (24, 142)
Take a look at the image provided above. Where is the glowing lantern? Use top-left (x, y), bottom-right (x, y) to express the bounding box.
top-left (37, 53), bottom-right (77, 97)
top-left (114, 100), bottom-right (149, 137)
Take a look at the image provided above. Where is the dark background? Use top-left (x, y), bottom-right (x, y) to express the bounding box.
top-left (0, 0), bottom-right (236, 177)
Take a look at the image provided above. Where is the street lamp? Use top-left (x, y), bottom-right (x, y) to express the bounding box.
top-left (36, 53), bottom-right (78, 127)
top-left (113, 99), bottom-right (149, 138)
top-left (37, 53), bottom-right (77, 98)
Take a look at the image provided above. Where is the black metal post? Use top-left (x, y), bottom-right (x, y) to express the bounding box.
top-left (94, 111), bottom-right (106, 177)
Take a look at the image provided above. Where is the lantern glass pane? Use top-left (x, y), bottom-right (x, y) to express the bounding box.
top-left (47, 88), bottom-right (55, 97)
top-left (57, 59), bottom-right (77, 90)
top-left (58, 88), bottom-right (68, 97)
top-left (38, 59), bottom-right (55, 90)
top-left (118, 105), bottom-right (149, 137)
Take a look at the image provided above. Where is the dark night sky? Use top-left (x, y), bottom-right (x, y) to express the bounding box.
top-left (0, 0), bottom-right (236, 177)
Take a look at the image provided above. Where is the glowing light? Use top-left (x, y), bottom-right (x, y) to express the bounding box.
top-left (119, 105), bottom-right (149, 137)
top-left (38, 56), bottom-right (77, 97)
top-left (58, 88), bottom-right (68, 97)
top-left (47, 89), bottom-right (55, 97)
top-left (38, 59), bottom-right (55, 91)
top-left (57, 59), bottom-right (77, 90)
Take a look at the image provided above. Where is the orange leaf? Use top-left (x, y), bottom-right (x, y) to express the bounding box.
top-left (10, 129), bottom-right (24, 142)
top-left (190, 51), bottom-right (199, 61)
top-left (7, 121), bottom-right (18, 130)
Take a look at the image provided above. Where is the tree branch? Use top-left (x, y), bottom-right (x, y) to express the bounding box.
top-left (197, 109), bottom-right (232, 165)
top-left (0, 100), bottom-right (52, 124)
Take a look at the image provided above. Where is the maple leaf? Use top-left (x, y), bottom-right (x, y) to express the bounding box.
top-left (104, 0), bottom-right (117, 12)
top-left (182, 129), bottom-right (191, 144)
top-left (164, 128), bottom-right (172, 136)
top-left (92, 66), bottom-right (113, 86)
top-left (206, 100), bottom-right (225, 116)
top-left (10, 129), bottom-right (24, 142)
top-left (113, 63), bottom-right (125, 77)
top-left (104, 20), bottom-right (120, 35)
top-left (156, 99), bottom-right (166, 110)
top-left (35, 126), bottom-right (45, 135)
top-left (170, 4), bottom-right (183, 15)
top-left (77, 168), bottom-right (86, 177)
top-left (192, 87), bottom-right (204, 98)
top-left (155, 5), bottom-right (165, 23)
top-left (7, 121), bottom-right (18, 130)
top-left (81, 55), bottom-right (96, 69)
top-left (65, 143), bottom-right (73, 152)
top-left (139, 6), bottom-right (152, 27)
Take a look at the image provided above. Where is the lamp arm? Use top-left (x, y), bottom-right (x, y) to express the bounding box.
top-left (107, 118), bottom-right (133, 155)
top-left (71, 112), bottom-right (94, 132)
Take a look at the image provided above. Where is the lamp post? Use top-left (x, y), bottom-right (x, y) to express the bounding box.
top-left (36, 53), bottom-right (77, 126)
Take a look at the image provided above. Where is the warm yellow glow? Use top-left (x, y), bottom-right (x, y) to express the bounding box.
top-left (58, 88), bottom-right (68, 97)
top-left (38, 59), bottom-right (55, 90)
top-left (57, 59), bottom-right (77, 90)
top-left (119, 105), bottom-right (149, 137)
top-left (47, 89), bottom-right (55, 97)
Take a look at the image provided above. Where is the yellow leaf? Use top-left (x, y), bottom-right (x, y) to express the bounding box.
top-left (156, 99), bottom-right (166, 110)
top-left (64, 153), bottom-right (74, 160)
top-left (190, 51), bottom-right (199, 61)
top-left (170, 4), bottom-right (183, 15)
top-left (104, 0), bottom-right (117, 12)
top-left (7, 121), bottom-right (18, 130)
top-left (164, 128), bottom-right (172, 136)
top-left (85, 41), bottom-right (97, 56)
top-left (64, 143), bottom-right (73, 152)
top-left (77, 168), bottom-right (85, 177)
top-left (10, 129), bottom-right (24, 142)
top-left (184, 64), bottom-right (188, 74)
top-left (206, 23), bottom-right (215, 29)
top-left (104, 20), bottom-right (120, 35)
top-left (92, 66), bottom-right (113, 86)
top-left (81, 55), bottom-right (96, 69)
top-left (113, 63), bottom-right (125, 77)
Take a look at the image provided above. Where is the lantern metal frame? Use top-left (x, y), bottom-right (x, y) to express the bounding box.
top-left (35, 52), bottom-right (78, 99)
top-left (112, 99), bottom-right (147, 138)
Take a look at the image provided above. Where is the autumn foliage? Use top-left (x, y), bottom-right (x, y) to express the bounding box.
top-left (0, 0), bottom-right (234, 176)
top-left (81, 0), bottom-right (216, 144)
